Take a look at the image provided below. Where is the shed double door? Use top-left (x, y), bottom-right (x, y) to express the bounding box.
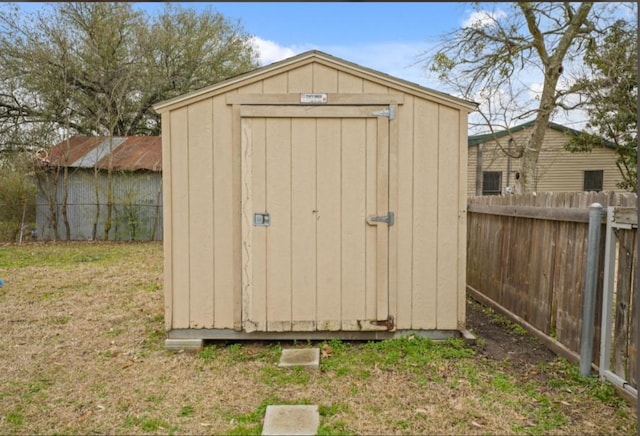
top-left (241, 105), bottom-right (392, 332)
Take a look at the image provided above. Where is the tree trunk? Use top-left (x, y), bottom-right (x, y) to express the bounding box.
top-left (517, 2), bottom-right (594, 193)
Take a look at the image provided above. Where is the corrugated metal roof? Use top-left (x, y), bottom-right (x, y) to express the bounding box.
top-left (47, 136), bottom-right (162, 171)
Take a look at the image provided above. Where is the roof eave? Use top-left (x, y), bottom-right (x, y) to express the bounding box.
top-left (152, 50), bottom-right (478, 114)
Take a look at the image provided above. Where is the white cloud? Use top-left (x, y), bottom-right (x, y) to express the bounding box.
top-left (250, 37), bottom-right (298, 65)
top-left (249, 37), bottom-right (441, 90)
top-left (462, 9), bottom-right (507, 28)
top-left (528, 82), bottom-right (544, 101)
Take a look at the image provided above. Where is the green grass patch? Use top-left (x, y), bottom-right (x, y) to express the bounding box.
top-left (123, 415), bottom-right (173, 433)
top-left (5, 412), bottom-right (24, 426)
top-left (320, 336), bottom-right (475, 377)
top-left (179, 405), bottom-right (194, 417)
top-left (260, 365), bottom-right (311, 386)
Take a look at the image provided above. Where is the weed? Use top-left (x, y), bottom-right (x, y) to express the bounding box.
top-left (228, 343), bottom-right (250, 362)
top-left (124, 415), bottom-right (171, 432)
top-left (227, 424), bottom-right (261, 435)
top-left (318, 402), bottom-right (350, 417)
top-left (545, 358), bottom-right (626, 407)
top-left (6, 412), bottom-right (24, 426)
top-left (260, 365), bottom-right (310, 386)
top-left (179, 405), bottom-right (194, 417)
top-left (143, 283), bottom-right (160, 292)
top-left (52, 316), bottom-right (70, 325)
top-left (395, 420), bottom-right (410, 430)
top-left (196, 345), bottom-right (218, 363)
top-left (492, 373), bottom-right (517, 393)
top-left (318, 420), bottom-right (355, 436)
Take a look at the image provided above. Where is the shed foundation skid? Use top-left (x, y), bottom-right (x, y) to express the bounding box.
top-left (165, 328), bottom-right (473, 347)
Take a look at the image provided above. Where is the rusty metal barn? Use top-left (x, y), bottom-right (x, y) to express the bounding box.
top-left (35, 136), bottom-right (163, 241)
top-left (152, 51), bottom-right (476, 349)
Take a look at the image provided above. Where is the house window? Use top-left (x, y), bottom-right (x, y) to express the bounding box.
top-left (482, 171), bottom-right (502, 195)
top-left (584, 170), bottom-right (603, 192)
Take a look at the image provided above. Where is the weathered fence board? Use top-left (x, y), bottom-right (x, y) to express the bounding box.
top-left (467, 191), bottom-right (637, 389)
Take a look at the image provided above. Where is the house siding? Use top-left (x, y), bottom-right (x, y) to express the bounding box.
top-left (468, 126), bottom-right (624, 196)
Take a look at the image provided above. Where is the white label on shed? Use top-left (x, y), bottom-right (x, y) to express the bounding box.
top-left (300, 93), bottom-right (328, 104)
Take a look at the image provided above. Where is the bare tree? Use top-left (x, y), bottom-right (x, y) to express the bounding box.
top-left (423, 2), bottom-right (629, 193)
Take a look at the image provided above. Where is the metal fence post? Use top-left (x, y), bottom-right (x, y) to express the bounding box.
top-left (580, 202), bottom-right (603, 376)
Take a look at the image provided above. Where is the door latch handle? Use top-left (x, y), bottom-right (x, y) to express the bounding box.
top-left (366, 212), bottom-right (394, 226)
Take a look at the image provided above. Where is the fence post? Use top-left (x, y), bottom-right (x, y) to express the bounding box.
top-left (580, 202), bottom-right (603, 376)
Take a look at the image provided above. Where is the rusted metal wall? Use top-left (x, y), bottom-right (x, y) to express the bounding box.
top-left (35, 169), bottom-right (163, 241)
top-left (467, 191), bottom-right (637, 383)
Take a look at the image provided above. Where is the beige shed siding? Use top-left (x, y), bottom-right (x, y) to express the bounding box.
top-left (468, 126), bottom-right (624, 196)
top-left (158, 52), bottom-right (470, 334)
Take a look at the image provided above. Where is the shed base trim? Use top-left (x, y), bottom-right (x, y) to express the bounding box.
top-left (165, 328), bottom-right (472, 344)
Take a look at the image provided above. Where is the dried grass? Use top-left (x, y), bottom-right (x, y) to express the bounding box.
top-left (0, 242), bottom-right (635, 435)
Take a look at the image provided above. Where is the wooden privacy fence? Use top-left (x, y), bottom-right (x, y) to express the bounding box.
top-left (466, 191), bottom-right (637, 394)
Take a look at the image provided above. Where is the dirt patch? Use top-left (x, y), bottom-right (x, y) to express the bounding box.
top-left (466, 298), bottom-right (556, 365)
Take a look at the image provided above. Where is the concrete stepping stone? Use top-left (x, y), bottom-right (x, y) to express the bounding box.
top-left (262, 405), bottom-right (319, 436)
top-left (278, 348), bottom-right (320, 369)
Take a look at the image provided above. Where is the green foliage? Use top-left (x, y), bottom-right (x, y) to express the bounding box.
top-left (566, 20), bottom-right (638, 192)
top-left (0, 152), bottom-right (36, 241)
top-left (0, 2), bottom-right (259, 141)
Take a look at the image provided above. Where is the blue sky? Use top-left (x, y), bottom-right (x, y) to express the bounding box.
top-left (18, 2), bottom-right (630, 131)
top-left (135, 2), bottom-right (476, 90)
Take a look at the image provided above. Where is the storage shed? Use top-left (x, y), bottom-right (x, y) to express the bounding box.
top-left (153, 50), bottom-right (476, 349)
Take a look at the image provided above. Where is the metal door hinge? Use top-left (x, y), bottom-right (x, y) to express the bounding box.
top-left (371, 316), bottom-right (395, 331)
top-left (367, 212), bottom-right (394, 226)
top-left (371, 105), bottom-right (395, 120)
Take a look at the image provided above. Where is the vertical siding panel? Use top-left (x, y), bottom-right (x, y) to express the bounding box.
top-left (237, 81), bottom-right (264, 94)
top-left (395, 97), bottom-right (414, 329)
top-left (291, 118), bottom-right (317, 330)
top-left (187, 99), bottom-right (214, 328)
top-left (266, 118), bottom-right (292, 331)
top-left (316, 119), bottom-right (342, 330)
top-left (387, 103), bottom-right (399, 328)
top-left (212, 95), bottom-right (234, 328)
top-left (363, 81), bottom-right (388, 93)
top-left (161, 113), bottom-right (173, 330)
top-left (263, 73), bottom-right (288, 93)
top-left (312, 63), bottom-right (338, 92)
top-left (247, 118), bottom-right (268, 331)
top-left (337, 71), bottom-right (363, 93)
top-left (436, 106), bottom-right (460, 330)
top-left (412, 99), bottom-right (438, 329)
top-left (365, 117), bottom-right (378, 321)
top-left (287, 64), bottom-right (313, 92)
top-left (467, 144), bottom-right (478, 197)
top-left (457, 113), bottom-right (468, 328)
top-left (169, 107), bottom-right (190, 329)
top-left (341, 118), bottom-right (367, 327)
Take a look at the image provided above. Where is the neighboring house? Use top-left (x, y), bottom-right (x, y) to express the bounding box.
top-left (467, 120), bottom-right (624, 196)
top-left (35, 136), bottom-right (163, 241)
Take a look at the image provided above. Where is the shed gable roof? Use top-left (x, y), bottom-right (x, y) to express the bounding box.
top-left (153, 50), bottom-right (477, 113)
top-left (46, 136), bottom-right (162, 171)
top-left (468, 120), bottom-right (616, 149)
